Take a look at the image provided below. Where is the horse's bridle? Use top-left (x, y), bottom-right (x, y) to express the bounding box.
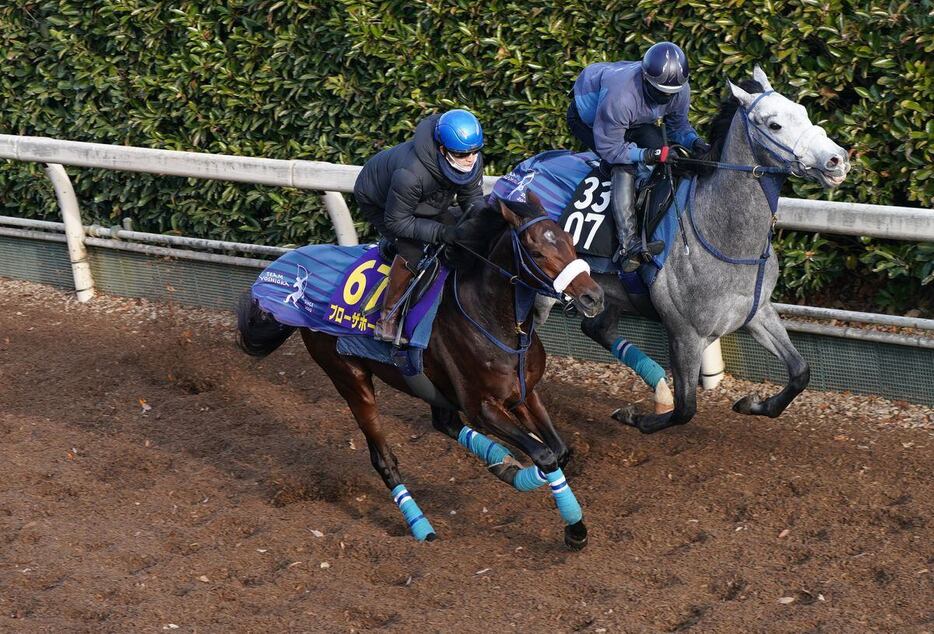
top-left (453, 214), bottom-right (590, 301)
top-left (451, 213), bottom-right (590, 408)
top-left (740, 90), bottom-right (827, 178)
top-left (670, 91), bottom-right (827, 179)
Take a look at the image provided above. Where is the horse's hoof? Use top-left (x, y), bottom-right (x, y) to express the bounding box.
top-left (636, 413), bottom-right (677, 434)
top-left (732, 395), bottom-right (759, 415)
top-left (424, 532), bottom-right (437, 542)
top-left (488, 460), bottom-right (519, 487)
top-left (611, 406), bottom-right (638, 427)
top-left (564, 521), bottom-right (588, 551)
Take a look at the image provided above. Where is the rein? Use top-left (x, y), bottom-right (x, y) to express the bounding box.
top-left (451, 214), bottom-right (588, 408)
top-left (670, 90), bottom-right (823, 181)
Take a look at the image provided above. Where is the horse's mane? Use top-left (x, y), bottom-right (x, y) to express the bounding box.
top-left (446, 198), bottom-right (542, 274)
top-left (696, 79), bottom-right (764, 176)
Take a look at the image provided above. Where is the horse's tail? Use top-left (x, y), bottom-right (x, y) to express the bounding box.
top-left (236, 291), bottom-right (296, 357)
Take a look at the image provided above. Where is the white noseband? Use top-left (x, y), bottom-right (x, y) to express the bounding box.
top-left (552, 259), bottom-right (590, 294)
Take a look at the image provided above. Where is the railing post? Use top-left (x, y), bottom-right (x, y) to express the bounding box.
top-left (44, 163), bottom-right (95, 302)
top-left (320, 191), bottom-right (359, 246)
top-left (701, 339), bottom-right (725, 389)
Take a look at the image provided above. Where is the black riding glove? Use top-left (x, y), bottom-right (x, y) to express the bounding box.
top-left (440, 225), bottom-right (464, 245)
top-left (642, 146), bottom-right (670, 165)
top-left (692, 138), bottom-right (711, 156)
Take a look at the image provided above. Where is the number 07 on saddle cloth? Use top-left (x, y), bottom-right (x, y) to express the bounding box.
top-left (251, 244), bottom-right (447, 350)
top-left (490, 150), bottom-right (618, 263)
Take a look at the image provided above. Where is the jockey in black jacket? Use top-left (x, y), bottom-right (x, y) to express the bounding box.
top-left (353, 109), bottom-right (486, 342)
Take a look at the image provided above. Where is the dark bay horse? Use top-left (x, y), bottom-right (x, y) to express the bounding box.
top-left (579, 67), bottom-right (851, 433)
top-left (237, 195), bottom-right (605, 548)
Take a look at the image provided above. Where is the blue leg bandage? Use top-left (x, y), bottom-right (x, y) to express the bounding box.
top-left (545, 468), bottom-right (583, 525)
top-left (391, 484), bottom-right (435, 541)
top-left (457, 426), bottom-right (511, 466)
top-left (612, 337), bottom-right (666, 389)
top-left (512, 466), bottom-right (548, 492)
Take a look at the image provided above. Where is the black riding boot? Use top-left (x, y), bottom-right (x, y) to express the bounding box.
top-left (611, 166), bottom-right (662, 273)
top-left (373, 255), bottom-right (414, 344)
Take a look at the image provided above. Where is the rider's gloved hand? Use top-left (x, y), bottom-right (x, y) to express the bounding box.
top-left (440, 224), bottom-right (465, 245)
top-left (692, 138), bottom-right (711, 156)
top-left (642, 146), bottom-right (670, 165)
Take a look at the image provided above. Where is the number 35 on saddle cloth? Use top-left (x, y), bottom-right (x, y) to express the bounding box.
top-left (251, 244), bottom-right (448, 374)
top-left (490, 149), bottom-right (692, 289)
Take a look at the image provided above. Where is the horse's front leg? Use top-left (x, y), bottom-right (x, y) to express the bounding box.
top-left (512, 389), bottom-right (570, 469)
top-left (614, 333), bottom-right (705, 433)
top-left (732, 304), bottom-right (809, 417)
top-left (470, 398), bottom-right (588, 550)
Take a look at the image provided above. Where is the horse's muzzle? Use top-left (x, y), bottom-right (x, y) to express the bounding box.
top-left (575, 287), bottom-right (605, 318)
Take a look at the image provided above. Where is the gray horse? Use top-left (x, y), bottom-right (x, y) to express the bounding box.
top-left (570, 66), bottom-right (850, 433)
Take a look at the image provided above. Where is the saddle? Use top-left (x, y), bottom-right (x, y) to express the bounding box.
top-left (378, 237), bottom-right (445, 338)
top-left (633, 146), bottom-right (693, 241)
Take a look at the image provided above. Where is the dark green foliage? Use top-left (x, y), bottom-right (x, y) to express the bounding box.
top-left (0, 1), bottom-right (930, 311)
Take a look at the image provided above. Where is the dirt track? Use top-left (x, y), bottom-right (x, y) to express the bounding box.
top-left (1, 278), bottom-right (931, 633)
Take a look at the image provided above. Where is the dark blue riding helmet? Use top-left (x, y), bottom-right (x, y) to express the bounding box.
top-left (642, 42), bottom-right (689, 95)
top-left (434, 109), bottom-right (484, 153)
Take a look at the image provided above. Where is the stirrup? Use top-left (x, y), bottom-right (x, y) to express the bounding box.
top-left (621, 256), bottom-right (642, 273)
top-left (620, 240), bottom-right (665, 273)
top-left (374, 316), bottom-right (408, 345)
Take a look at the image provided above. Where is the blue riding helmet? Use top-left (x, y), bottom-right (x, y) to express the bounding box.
top-left (642, 42), bottom-right (689, 95)
top-left (434, 109), bottom-right (484, 153)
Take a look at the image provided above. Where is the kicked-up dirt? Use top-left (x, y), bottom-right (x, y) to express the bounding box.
top-left (0, 278), bottom-right (931, 632)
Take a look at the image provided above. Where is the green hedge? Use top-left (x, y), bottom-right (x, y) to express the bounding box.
top-left (0, 1), bottom-right (930, 313)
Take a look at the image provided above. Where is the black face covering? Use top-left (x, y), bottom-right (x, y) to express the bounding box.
top-left (643, 81), bottom-right (675, 105)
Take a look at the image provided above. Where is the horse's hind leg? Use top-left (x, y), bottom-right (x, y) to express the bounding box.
top-left (433, 405), bottom-right (545, 489)
top-left (301, 331), bottom-right (435, 541)
top-left (581, 303), bottom-right (673, 414)
top-left (732, 304), bottom-right (809, 418)
top-left (614, 333), bottom-right (705, 434)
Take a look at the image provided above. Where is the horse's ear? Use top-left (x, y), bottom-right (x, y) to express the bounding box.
top-left (498, 198), bottom-right (522, 228)
top-left (727, 78), bottom-right (754, 107)
top-left (752, 65), bottom-right (774, 92)
top-left (525, 190), bottom-right (545, 213)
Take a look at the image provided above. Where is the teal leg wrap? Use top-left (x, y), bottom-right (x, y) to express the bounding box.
top-left (612, 337), bottom-right (666, 388)
top-left (457, 425), bottom-right (512, 466)
top-left (513, 466), bottom-right (548, 492)
top-left (545, 468), bottom-right (583, 525)
top-left (391, 484), bottom-right (435, 541)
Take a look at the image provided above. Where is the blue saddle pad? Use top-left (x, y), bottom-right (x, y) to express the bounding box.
top-left (637, 177), bottom-right (695, 288)
top-left (251, 244), bottom-right (447, 350)
top-left (491, 149), bottom-right (696, 288)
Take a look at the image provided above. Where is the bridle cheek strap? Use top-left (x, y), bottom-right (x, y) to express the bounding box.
top-left (552, 259), bottom-right (590, 294)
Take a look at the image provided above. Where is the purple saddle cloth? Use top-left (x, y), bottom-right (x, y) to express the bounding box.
top-left (251, 244), bottom-right (447, 350)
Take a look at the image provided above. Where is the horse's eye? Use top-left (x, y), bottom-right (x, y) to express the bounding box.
top-left (769, 122), bottom-right (782, 131)
top-left (529, 250), bottom-right (543, 258)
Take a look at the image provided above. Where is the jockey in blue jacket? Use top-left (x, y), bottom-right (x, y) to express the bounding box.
top-left (567, 42), bottom-right (710, 272)
top-left (353, 109), bottom-right (485, 342)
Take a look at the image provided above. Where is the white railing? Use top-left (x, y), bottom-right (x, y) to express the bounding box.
top-left (1, 134), bottom-right (932, 384)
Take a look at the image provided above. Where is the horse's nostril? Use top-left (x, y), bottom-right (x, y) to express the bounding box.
top-left (827, 156), bottom-right (839, 167)
top-left (579, 290), bottom-right (604, 313)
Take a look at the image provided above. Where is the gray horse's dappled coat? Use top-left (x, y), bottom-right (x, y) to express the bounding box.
top-left (575, 66), bottom-right (850, 433)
